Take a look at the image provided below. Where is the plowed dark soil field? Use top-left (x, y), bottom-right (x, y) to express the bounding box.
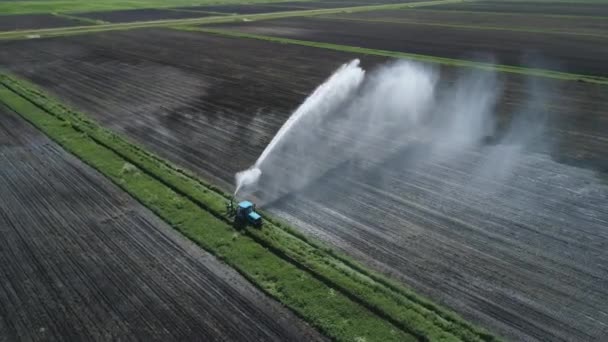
top-left (267, 143), bottom-right (608, 342)
top-left (174, 0), bottom-right (422, 13)
top-left (0, 14), bottom-right (89, 31)
top-left (429, 1), bottom-right (608, 16)
top-left (0, 29), bottom-right (373, 188)
top-left (174, 4), bottom-right (308, 14)
top-left (1, 28), bottom-right (607, 341)
top-left (250, 1), bottom-right (380, 9)
top-left (74, 9), bottom-right (214, 23)
top-left (210, 16), bottom-right (608, 76)
top-left (0, 104), bottom-right (323, 341)
top-left (328, 8), bottom-right (608, 35)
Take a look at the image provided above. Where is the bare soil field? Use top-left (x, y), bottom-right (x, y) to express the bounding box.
top-left (74, 8), bottom-right (214, 23)
top-left (253, 1), bottom-right (382, 9)
top-left (328, 8), bottom-right (608, 35)
top-left (267, 143), bottom-right (608, 342)
top-left (429, 1), bottom-right (608, 17)
top-left (173, 4), bottom-right (308, 14)
top-left (0, 14), bottom-right (90, 31)
top-left (0, 104), bottom-right (323, 341)
top-left (1, 28), bottom-right (607, 341)
top-left (294, 0), bottom-right (432, 3)
top-left (0, 29), bottom-right (370, 189)
top-left (172, 0), bottom-right (425, 14)
top-left (210, 16), bottom-right (608, 76)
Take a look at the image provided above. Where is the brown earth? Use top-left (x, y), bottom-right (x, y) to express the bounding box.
top-left (210, 16), bottom-right (608, 76)
top-left (1, 28), bottom-right (607, 341)
top-left (73, 8), bottom-right (214, 23)
top-left (0, 14), bottom-right (90, 31)
top-left (0, 103), bottom-right (324, 341)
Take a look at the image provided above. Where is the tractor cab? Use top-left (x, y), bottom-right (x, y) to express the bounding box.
top-left (235, 201), bottom-right (263, 227)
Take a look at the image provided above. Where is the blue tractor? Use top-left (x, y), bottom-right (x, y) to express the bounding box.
top-left (235, 200), bottom-right (263, 228)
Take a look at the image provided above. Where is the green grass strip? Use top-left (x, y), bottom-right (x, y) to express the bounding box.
top-left (0, 72), bottom-right (499, 341)
top-left (52, 12), bottom-right (110, 25)
top-left (318, 15), bottom-right (607, 38)
top-left (0, 0), bottom-right (466, 39)
top-left (184, 27), bottom-right (608, 85)
top-left (0, 80), bottom-right (416, 342)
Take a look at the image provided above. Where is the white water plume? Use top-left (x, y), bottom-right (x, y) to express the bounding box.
top-left (258, 59), bottom-right (365, 166)
top-left (235, 57), bottom-right (554, 204)
top-left (234, 59), bottom-right (365, 195)
top-left (234, 167), bottom-right (262, 195)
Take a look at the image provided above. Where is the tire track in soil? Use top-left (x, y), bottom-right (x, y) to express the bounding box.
top-left (267, 146), bottom-right (608, 341)
top-left (0, 105), bottom-right (325, 341)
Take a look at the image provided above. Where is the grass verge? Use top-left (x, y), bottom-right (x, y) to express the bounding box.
top-left (0, 73), bottom-right (499, 341)
top-left (181, 27), bottom-right (608, 85)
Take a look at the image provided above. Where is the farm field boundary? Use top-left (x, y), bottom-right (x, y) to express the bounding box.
top-left (0, 0), bottom-right (466, 39)
top-left (184, 27), bottom-right (608, 85)
top-left (0, 73), bottom-right (498, 342)
top-left (317, 15), bottom-right (607, 38)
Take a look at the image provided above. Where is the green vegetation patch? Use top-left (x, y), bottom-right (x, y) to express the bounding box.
top-left (184, 27), bottom-right (608, 85)
top-left (0, 72), bottom-right (498, 341)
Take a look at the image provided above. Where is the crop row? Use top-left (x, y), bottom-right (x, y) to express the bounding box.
top-left (0, 73), bottom-right (496, 342)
